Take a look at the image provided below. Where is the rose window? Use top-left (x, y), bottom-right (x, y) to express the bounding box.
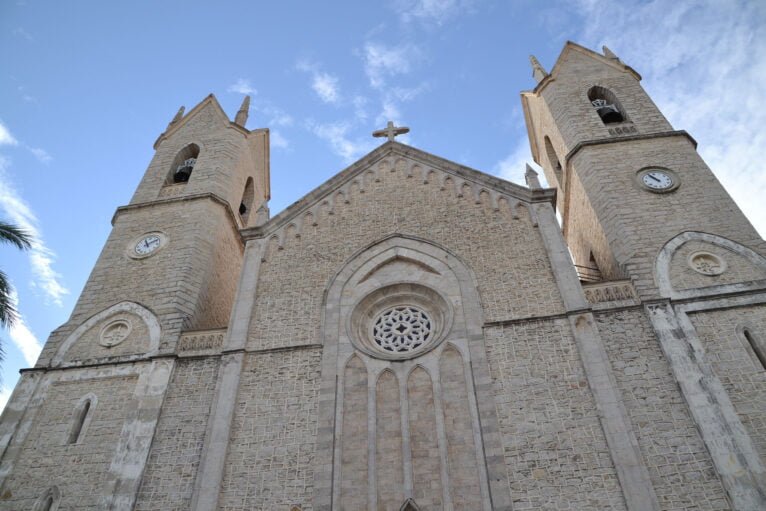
top-left (372, 306), bottom-right (433, 353)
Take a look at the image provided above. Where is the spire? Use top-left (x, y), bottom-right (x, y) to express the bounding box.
top-left (525, 164), bottom-right (541, 189)
top-left (602, 45), bottom-right (619, 61)
top-left (167, 106), bottom-right (185, 129)
top-left (529, 55), bottom-right (548, 83)
top-left (234, 95), bottom-right (251, 127)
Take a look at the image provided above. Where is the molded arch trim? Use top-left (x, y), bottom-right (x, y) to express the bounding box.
top-left (655, 231), bottom-right (766, 297)
top-left (52, 301), bottom-right (162, 366)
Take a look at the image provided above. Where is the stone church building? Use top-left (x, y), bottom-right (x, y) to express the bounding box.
top-left (2, 41), bottom-right (766, 510)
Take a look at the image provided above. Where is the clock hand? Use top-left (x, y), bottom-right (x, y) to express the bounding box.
top-left (648, 174), bottom-right (661, 182)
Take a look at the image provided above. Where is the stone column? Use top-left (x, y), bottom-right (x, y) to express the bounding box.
top-left (190, 238), bottom-right (264, 510)
top-left (534, 201), bottom-right (660, 511)
top-left (100, 358), bottom-right (174, 511)
top-left (646, 301), bottom-right (766, 510)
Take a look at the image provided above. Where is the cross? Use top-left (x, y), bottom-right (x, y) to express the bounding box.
top-left (372, 121), bottom-right (410, 142)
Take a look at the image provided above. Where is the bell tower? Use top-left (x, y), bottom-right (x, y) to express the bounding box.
top-left (36, 94), bottom-right (270, 365)
top-left (521, 42), bottom-right (765, 297)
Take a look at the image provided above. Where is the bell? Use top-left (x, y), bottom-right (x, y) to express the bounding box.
top-left (173, 165), bottom-right (192, 183)
top-left (239, 202), bottom-right (247, 215)
top-left (596, 105), bottom-right (624, 123)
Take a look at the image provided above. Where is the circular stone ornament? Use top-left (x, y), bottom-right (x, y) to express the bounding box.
top-left (349, 283), bottom-right (452, 360)
top-left (688, 251), bottom-right (727, 276)
top-left (99, 319), bottom-right (132, 347)
top-left (636, 167), bottom-right (680, 193)
top-left (372, 305), bottom-right (433, 353)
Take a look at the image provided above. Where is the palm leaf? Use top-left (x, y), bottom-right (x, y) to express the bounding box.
top-left (0, 221), bottom-right (32, 251)
top-left (0, 270), bottom-right (18, 329)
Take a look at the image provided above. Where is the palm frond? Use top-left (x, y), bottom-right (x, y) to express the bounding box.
top-left (0, 270), bottom-right (18, 329)
top-left (0, 222), bottom-right (32, 251)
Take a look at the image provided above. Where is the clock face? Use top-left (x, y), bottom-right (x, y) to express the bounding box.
top-left (134, 234), bottom-right (162, 256)
top-left (640, 169), bottom-right (673, 190)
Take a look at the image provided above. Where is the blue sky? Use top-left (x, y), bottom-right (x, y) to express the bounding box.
top-left (1, 0), bottom-right (765, 407)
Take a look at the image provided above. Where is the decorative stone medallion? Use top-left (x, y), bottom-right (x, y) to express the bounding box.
top-left (688, 251), bottom-right (727, 276)
top-left (99, 319), bottom-right (132, 347)
top-left (372, 306), bottom-right (433, 353)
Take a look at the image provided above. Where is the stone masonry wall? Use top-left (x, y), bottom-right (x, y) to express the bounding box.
top-left (248, 154), bottom-right (565, 351)
top-left (539, 48), bottom-right (673, 148)
top-left (690, 305), bottom-right (766, 461)
top-left (37, 199), bottom-right (241, 366)
top-left (190, 214), bottom-right (243, 330)
top-left (134, 358), bottom-right (220, 511)
top-left (566, 166), bottom-right (623, 280)
top-left (0, 375), bottom-right (137, 510)
top-left (484, 318), bottom-right (626, 510)
top-left (596, 308), bottom-right (729, 510)
top-left (570, 137), bottom-right (766, 299)
top-left (219, 347), bottom-right (322, 510)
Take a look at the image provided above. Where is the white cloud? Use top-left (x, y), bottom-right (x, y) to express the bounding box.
top-left (256, 102), bottom-right (293, 127)
top-left (493, 139), bottom-right (537, 186)
top-left (227, 78), bottom-right (257, 96)
top-left (12, 27), bottom-right (33, 41)
top-left (6, 292), bottom-right (41, 366)
top-left (0, 121), bottom-right (51, 162)
top-left (0, 157), bottom-right (68, 306)
top-left (27, 146), bottom-right (51, 164)
top-left (0, 121), bottom-right (18, 146)
top-left (312, 72), bottom-right (341, 104)
top-left (362, 42), bottom-right (418, 89)
top-left (297, 61), bottom-right (343, 104)
top-left (353, 95), bottom-right (370, 121)
top-left (391, 0), bottom-right (475, 26)
top-left (307, 120), bottom-right (377, 163)
top-left (270, 130), bottom-right (289, 149)
top-left (566, 0), bottom-right (766, 236)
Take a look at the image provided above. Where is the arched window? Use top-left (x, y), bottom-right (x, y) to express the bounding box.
top-left (400, 498), bottom-right (421, 511)
top-left (168, 143), bottom-right (200, 184)
top-left (543, 136), bottom-right (563, 185)
top-left (239, 176), bottom-right (254, 224)
top-left (67, 395), bottom-right (95, 444)
top-left (588, 86), bottom-right (626, 124)
top-left (34, 486), bottom-right (60, 511)
top-left (742, 327), bottom-right (766, 370)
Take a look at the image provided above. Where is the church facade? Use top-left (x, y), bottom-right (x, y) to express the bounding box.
top-left (1, 42), bottom-right (765, 510)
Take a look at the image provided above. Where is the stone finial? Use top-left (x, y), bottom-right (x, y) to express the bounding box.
top-left (603, 45), bottom-right (619, 60)
top-left (525, 164), bottom-right (541, 189)
top-left (167, 106), bottom-right (185, 129)
top-left (234, 95), bottom-right (251, 127)
top-left (529, 55), bottom-right (548, 83)
top-left (255, 203), bottom-right (270, 226)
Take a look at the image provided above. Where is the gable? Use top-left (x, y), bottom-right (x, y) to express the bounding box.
top-left (154, 94), bottom-right (239, 149)
top-left (548, 42), bottom-right (641, 86)
top-left (243, 141), bottom-right (554, 243)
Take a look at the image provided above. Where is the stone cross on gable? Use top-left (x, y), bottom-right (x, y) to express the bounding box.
top-left (372, 121), bottom-right (410, 142)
